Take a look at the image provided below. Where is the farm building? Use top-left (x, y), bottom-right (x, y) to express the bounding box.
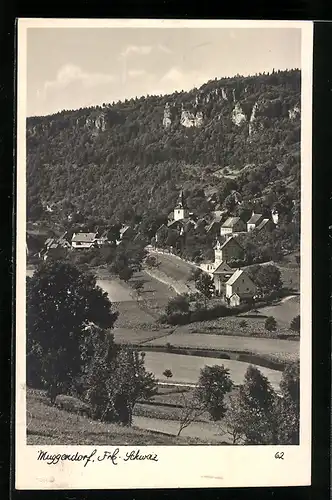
top-left (225, 269), bottom-right (257, 306)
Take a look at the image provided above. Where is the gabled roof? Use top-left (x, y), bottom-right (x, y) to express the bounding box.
top-left (247, 213), bottom-right (263, 225)
top-left (225, 268), bottom-right (244, 286)
top-left (256, 218), bottom-right (270, 231)
top-left (206, 220), bottom-right (221, 233)
top-left (221, 216), bottom-right (241, 228)
top-left (156, 223), bottom-right (168, 233)
top-left (119, 225), bottom-right (130, 237)
top-left (167, 219), bottom-right (183, 228)
top-left (213, 261), bottom-right (233, 274)
top-left (214, 236), bottom-right (243, 251)
top-left (72, 232), bottom-right (96, 243)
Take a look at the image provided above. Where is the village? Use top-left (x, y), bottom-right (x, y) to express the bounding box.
top-left (34, 189), bottom-right (282, 309)
top-left (26, 187), bottom-right (300, 444)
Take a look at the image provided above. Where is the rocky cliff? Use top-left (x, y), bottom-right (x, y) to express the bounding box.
top-left (27, 69), bottom-right (301, 222)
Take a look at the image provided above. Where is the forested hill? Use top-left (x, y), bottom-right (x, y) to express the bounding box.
top-left (27, 69), bottom-right (301, 226)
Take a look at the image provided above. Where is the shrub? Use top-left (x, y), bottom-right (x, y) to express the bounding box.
top-left (289, 315), bottom-right (300, 332)
top-left (265, 316), bottom-right (277, 332)
top-left (163, 369), bottom-right (173, 379)
top-left (166, 342), bottom-right (173, 352)
top-left (239, 319), bottom-right (248, 328)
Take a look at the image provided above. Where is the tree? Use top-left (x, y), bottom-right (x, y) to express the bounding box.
top-left (145, 254), bottom-right (159, 269)
top-left (86, 346), bottom-right (157, 425)
top-left (275, 360), bottom-right (300, 444)
top-left (195, 365), bottom-right (233, 421)
top-left (236, 365), bottom-right (277, 444)
top-left (27, 261), bottom-right (118, 403)
top-left (255, 264), bottom-right (282, 295)
top-left (220, 392), bottom-right (246, 444)
top-left (118, 266), bottom-right (134, 283)
top-left (131, 279), bottom-right (144, 302)
top-left (290, 315), bottom-right (300, 332)
top-left (265, 316), bottom-right (277, 332)
top-left (239, 319), bottom-right (248, 329)
top-left (107, 224), bottom-right (121, 244)
top-left (163, 369), bottom-right (173, 379)
top-left (177, 391), bottom-right (207, 436)
top-left (195, 272), bottom-right (215, 308)
top-left (165, 294), bottom-right (190, 315)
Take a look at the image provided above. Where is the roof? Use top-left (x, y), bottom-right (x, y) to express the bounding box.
top-left (214, 236), bottom-right (243, 251)
top-left (156, 223), bottom-right (167, 232)
top-left (213, 261), bottom-right (233, 274)
top-left (256, 218), bottom-right (270, 231)
top-left (221, 216), bottom-right (241, 228)
top-left (225, 269), bottom-right (244, 286)
top-left (72, 232), bottom-right (96, 243)
top-left (206, 221), bottom-right (221, 233)
top-left (120, 226), bottom-right (130, 236)
top-left (212, 210), bottom-right (225, 221)
top-left (247, 213), bottom-right (263, 225)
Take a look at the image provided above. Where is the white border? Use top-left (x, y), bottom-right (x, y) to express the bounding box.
top-left (16, 19), bottom-right (313, 490)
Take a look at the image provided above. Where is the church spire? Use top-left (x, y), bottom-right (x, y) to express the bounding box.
top-left (176, 189), bottom-right (187, 209)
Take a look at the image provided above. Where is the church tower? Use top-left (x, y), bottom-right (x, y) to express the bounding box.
top-left (213, 239), bottom-right (223, 264)
top-left (173, 189), bottom-right (189, 221)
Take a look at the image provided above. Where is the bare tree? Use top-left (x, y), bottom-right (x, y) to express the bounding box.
top-left (219, 393), bottom-right (245, 445)
top-left (177, 391), bottom-right (206, 437)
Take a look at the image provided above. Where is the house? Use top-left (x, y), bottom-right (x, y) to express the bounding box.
top-left (256, 218), bottom-right (274, 233)
top-left (211, 210), bottom-right (226, 222)
top-left (271, 209), bottom-right (279, 225)
top-left (200, 261), bottom-right (217, 276)
top-left (246, 212), bottom-right (263, 232)
top-left (155, 224), bottom-right (168, 245)
top-left (225, 269), bottom-right (257, 306)
top-left (205, 220), bottom-right (221, 236)
top-left (213, 236), bottom-right (244, 263)
top-left (212, 261), bottom-right (234, 295)
top-left (95, 231), bottom-right (109, 246)
top-left (71, 232), bottom-right (97, 249)
top-left (40, 237), bottom-right (71, 261)
top-left (220, 216), bottom-right (246, 236)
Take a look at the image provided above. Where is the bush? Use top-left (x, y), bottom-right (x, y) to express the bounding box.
top-left (163, 369), bottom-right (173, 379)
top-left (239, 319), bottom-right (248, 328)
top-left (265, 316), bottom-right (277, 331)
top-left (290, 315), bottom-right (300, 332)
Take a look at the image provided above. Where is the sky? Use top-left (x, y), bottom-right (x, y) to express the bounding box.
top-left (26, 27), bottom-right (301, 117)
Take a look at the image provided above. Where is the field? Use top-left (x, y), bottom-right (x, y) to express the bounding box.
top-left (142, 351), bottom-right (283, 390)
top-left (97, 270), bottom-right (176, 329)
top-left (27, 389), bottom-right (220, 445)
top-left (145, 332), bottom-right (299, 364)
top-left (178, 301), bottom-right (300, 339)
top-left (255, 295), bottom-right (300, 327)
top-left (149, 250), bottom-right (197, 282)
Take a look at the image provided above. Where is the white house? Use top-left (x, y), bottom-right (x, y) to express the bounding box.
top-left (225, 268), bottom-right (257, 306)
top-left (246, 212), bottom-right (263, 232)
top-left (71, 232), bottom-right (97, 249)
top-left (220, 216), bottom-right (246, 236)
top-left (212, 261), bottom-right (234, 295)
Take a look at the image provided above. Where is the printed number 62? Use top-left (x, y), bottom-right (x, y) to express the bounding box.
top-left (274, 452), bottom-right (284, 460)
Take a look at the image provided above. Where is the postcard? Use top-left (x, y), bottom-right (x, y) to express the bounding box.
top-left (16, 18), bottom-right (312, 489)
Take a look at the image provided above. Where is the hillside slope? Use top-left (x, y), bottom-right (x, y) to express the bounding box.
top-left (27, 69), bottom-right (301, 225)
